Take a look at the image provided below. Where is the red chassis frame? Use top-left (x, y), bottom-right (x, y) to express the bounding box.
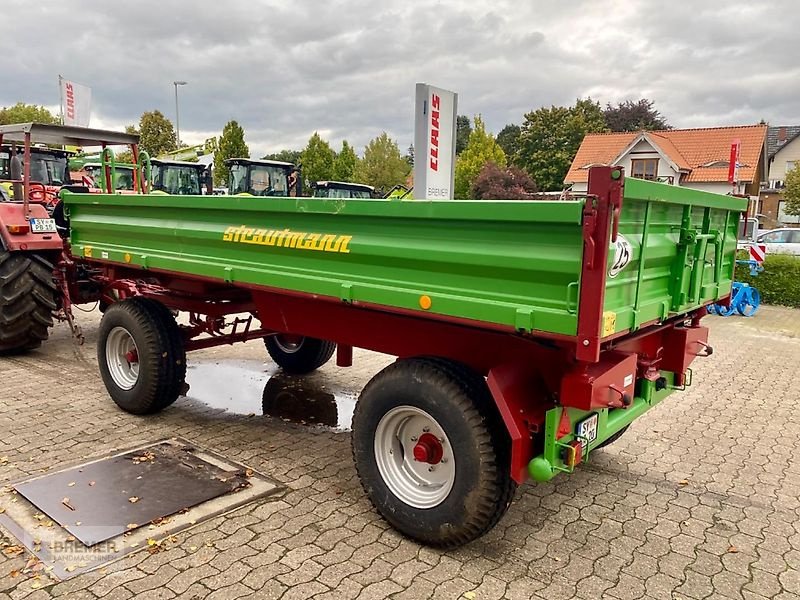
top-left (65, 167), bottom-right (719, 484)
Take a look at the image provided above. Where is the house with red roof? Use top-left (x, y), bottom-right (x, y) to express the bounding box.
top-left (565, 125), bottom-right (767, 196)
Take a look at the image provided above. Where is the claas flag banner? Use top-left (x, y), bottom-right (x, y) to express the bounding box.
top-left (60, 76), bottom-right (92, 127)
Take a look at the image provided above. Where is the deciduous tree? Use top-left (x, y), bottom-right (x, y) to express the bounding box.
top-left (453, 116), bottom-right (506, 199)
top-left (0, 103), bottom-right (59, 125)
top-left (261, 149), bottom-right (301, 164)
top-left (471, 163), bottom-right (538, 199)
top-left (784, 164), bottom-right (800, 216)
top-left (138, 110), bottom-right (177, 158)
top-left (496, 124), bottom-right (521, 164)
top-left (603, 99), bottom-right (671, 132)
top-left (301, 133), bottom-right (336, 187)
top-left (332, 140), bottom-right (358, 181)
top-left (456, 115), bottom-right (472, 155)
top-left (354, 132), bottom-right (410, 192)
top-left (213, 120), bottom-right (249, 186)
top-left (517, 98), bottom-right (607, 191)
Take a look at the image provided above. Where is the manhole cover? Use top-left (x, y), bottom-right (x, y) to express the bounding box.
top-left (0, 438), bottom-right (282, 579)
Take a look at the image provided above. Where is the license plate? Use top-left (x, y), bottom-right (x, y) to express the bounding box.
top-left (576, 413), bottom-right (599, 444)
top-left (29, 218), bottom-right (57, 233)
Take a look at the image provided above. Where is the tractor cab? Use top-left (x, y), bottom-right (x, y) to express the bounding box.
top-left (150, 159), bottom-right (212, 195)
top-left (312, 181), bottom-right (375, 199)
top-left (226, 158), bottom-right (300, 197)
top-left (1, 145), bottom-right (73, 206)
top-left (73, 161), bottom-right (137, 192)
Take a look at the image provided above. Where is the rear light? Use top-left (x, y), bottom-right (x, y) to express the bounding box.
top-left (7, 224), bottom-right (30, 235)
top-left (564, 440), bottom-right (584, 468)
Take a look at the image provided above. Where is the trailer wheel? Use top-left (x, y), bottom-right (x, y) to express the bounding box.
top-left (98, 297), bottom-right (186, 415)
top-left (0, 251), bottom-right (57, 353)
top-left (264, 335), bottom-right (335, 374)
top-left (352, 358), bottom-right (516, 548)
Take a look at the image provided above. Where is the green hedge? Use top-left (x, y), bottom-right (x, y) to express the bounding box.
top-left (735, 252), bottom-right (800, 308)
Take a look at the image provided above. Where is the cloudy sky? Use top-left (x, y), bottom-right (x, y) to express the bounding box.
top-left (2, 1), bottom-right (798, 157)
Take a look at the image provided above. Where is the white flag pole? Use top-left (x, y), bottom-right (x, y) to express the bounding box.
top-left (58, 75), bottom-right (64, 125)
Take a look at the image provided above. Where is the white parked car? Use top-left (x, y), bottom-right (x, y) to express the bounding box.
top-left (755, 228), bottom-right (800, 256)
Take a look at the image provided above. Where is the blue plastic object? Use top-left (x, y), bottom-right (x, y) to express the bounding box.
top-left (708, 260), bottom-right (762, 317)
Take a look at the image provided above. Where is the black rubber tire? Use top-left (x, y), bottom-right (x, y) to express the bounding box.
top-left (352, 357), bottom-right (517, 548)
top-left (596, 424), bottom-right (630, 449)
top-left (264, 335), bottom-right (336, 375)
top-left (97, 297), bottom-right (186, 415)
top-left (0, 251), bottom-right (57, 353)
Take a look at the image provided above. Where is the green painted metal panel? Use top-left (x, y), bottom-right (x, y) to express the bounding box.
top-left (64, 194), bottom-right (586, 336)
top-left (63, 178), bottom-right (746, 340)
top-left (602, 178), bottom-right (747, 336)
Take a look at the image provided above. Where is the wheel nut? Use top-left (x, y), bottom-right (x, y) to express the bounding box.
top-left (441, 457), bottom-right (448, 464)
top-left (428, 466), bottom-right (435, 472)
top-left (422, 427), bottom-right (430, 433)
top-left (410, 436), bottom-right (417, 442)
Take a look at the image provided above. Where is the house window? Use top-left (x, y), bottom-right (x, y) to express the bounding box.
top-left (631, 159), bottom-right (659, 181)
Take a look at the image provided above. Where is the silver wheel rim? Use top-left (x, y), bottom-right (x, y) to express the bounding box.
top-left (105, 326), bottom-right (139, 390)
top-left (374, 405), bottom-right (455, 509)
top-left (273, 335), bottom-right (303, 354)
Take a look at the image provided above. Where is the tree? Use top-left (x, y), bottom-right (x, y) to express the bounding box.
top-left (603, 99), bottom-right (671, 132)
top-left (405, 144), bottom-right (415, 167)
top-left (300, 133), bottom-right (335, 187)
top-left (115, 125), bottom-right (139, 164)
top-left (0, 103), bottom-right (59, 125)
top-left (332, 140), bottom-right (358, 181)
top-left (138, 110), bottom-right (177, 158)
top-left (354, 132), bottom-right (410, 192)
top-left (784, 164), bottom-right (800, 216)
top-left (496, 124), bottom-right (521, 164)
top-left (453, 115), bottom-right (506, 199)
top-left (517, 98), bottom-right (607, 191)
top-left (214, 120), bottom-right (249, 186)
top-left (262, 149), bottom-right (301, 164)
top-left (471, 163), bottom-right (538, 199)
top-left (456, 115), bottom-right (472, 155)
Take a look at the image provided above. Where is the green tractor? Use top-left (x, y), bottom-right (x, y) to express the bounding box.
top-left (312, 180), bottom-right (375, 199)
top-left (226, 158), bottom-right (300, 197)
top-left (150, 159), bottom-right (212, 195)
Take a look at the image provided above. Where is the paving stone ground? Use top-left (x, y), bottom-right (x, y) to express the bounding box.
top-left (1, 305), bottom-right (799, 599)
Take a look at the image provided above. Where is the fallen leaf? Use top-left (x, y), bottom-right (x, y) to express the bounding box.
top-left (189, 546), bottom-right (197, 551)
top-left (30, 582), bottom-right (41, 589)
top-left (678, 480), bottom-right (689, 486)
top-left (0, 457), bottom-right (8, 465)
top-left (728, 546), bottom-right (739, 553)
top-left (128, 496), bottom-right (140, 504)
top-left (147, 539), bottom-right (159, 547)
top-left (130, 542), bottom-right (139, 548)
top-left (88, 481), bottom-right (96, 487)
top-left (68, 482), bottom-right (76, 487)
top-left (464, 592), bottom-right (476, 600)
top-left (126, 523), bottom-right (138, 530)
top-left (0, 508), bottom-right (5, 514)
top-left (66, 536), bottom-right (75, 543)
top-left (245, 468), bottom-right (254, 478)
top-left (75, 521), bottom-right (82, 526)
top-left (62, 497), bottom-right (76, 511)
top-left (9, 569), bottom-right (20, 578)
top-left (1, 545), bottom-right (24, 558)
top-left (65, 565), bottom-right (76, 572)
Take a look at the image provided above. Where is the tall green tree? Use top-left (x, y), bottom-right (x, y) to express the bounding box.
top-left (603, 99), bottom-right (671, 132)
top-left (453, 116), bottom-right (506, 199)
top-left (517, 98), bottom-right (607, 191)
top-left (138, 110), bottom-right (177, 158)
top-left (456, 115), bottom-right (472, 155)
top-left (0, 103), bottom-right (59, 125)
top-left (496, 124), bottom-right (521, 164)
top-left (214, 120), bottom-right (249, 186)
top-left (114, 124), bottom-right (139, 164)
top-left (784, 164), bottom-right (800, 216)
top-left (405, 144), bottom-right (414, 167)
top-left (332, 140), bottom-right (358, 181)
top-left (300, 133), bottom-right (335, 187)
top-left (262, 149), bottom-right (301, 164)
top-left (354, 132), bottom-right (410, 191)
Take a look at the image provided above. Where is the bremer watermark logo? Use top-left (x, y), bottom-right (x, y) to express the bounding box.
top-left (429, 93), bottom-right (440, 172)
top-left (65, 82), bottom-right (75, 120)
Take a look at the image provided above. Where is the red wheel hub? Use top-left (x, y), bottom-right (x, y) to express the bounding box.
top-left (125, 349), bottom-right (139, 364)
top-left (412, 433), bottom-right (444, 464)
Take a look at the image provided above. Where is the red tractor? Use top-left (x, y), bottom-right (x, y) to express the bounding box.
top-left (0, 122), bottom-right (142, 353)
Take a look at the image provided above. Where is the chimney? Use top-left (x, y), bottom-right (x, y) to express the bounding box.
top-left (778, 127), bottom-right (787, 144)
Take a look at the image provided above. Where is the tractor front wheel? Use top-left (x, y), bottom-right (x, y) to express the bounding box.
top-left (0, 251), bottom-right (57, 353)
top-left (264, 334), bottom-right (336, 374)
top-left (98, 297), bottom-right (186, 414)
top-left (352, 357), bottom-right (516, 548)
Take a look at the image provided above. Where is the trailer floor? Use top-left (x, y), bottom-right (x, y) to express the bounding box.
top-left (1, 306), bottom-right (799, 599)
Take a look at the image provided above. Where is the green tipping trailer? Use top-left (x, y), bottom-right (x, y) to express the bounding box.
top-left (61, 166), bottom-right (746, 547)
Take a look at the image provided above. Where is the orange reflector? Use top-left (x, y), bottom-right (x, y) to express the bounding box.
top-left (7, 224), bottom-right (30, 235)
top-left (565, 440), bottom-right (583, 468)
top-left (419, 295), bottom-right (432, 310)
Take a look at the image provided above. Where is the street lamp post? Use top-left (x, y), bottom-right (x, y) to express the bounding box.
top-left (173, 81), bottom-right (188, 147)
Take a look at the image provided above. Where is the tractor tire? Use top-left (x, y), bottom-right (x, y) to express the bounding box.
top-left (97, 297), bottom-right (186, 415)
top-left (264, 335), bottom-right (336, 375)
top-left (352, 357), bottom-right (517, 548)
top-left (0, 251), bottom-right (57, 354)
top-left (596, 424), bottom-right (630, 449)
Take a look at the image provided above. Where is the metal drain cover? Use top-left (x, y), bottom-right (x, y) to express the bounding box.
top-left (0, 438), bottom-right (282, 579)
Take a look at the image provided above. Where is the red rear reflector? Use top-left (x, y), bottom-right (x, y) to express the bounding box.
top-left (565, 440), bottom-right (583, 468)
top-left (7, 224), bottom-right (30, 235)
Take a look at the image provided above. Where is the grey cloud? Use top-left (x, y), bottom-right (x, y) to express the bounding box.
top-left (0, 0), bottom-right (797, 157)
